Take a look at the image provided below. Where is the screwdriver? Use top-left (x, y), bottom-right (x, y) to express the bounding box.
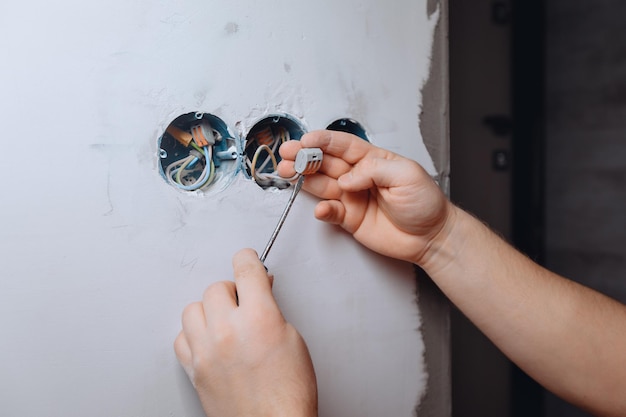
top-left (259, 148), bottom-right (323, 266)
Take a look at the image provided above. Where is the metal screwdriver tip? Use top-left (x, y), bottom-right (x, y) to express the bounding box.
top-left (259, 148), bottom-right (323, 265)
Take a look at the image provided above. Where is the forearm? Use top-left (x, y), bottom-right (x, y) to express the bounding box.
top-left (420, 205), bottom-right (626, 416)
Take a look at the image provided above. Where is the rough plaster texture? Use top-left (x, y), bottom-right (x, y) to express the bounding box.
top-left (545, 1), bottom-right (626, 416)
top-left (0, 1), bottom-right (444, 416)
top-left (416, 1), bottom-right (451, 416)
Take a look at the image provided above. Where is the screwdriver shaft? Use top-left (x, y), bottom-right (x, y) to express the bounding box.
top-left (260, 175), bottom-right (306, 264)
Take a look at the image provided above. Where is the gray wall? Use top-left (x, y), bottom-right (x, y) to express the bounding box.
top-left (545, 1), bottom-right (626, 416)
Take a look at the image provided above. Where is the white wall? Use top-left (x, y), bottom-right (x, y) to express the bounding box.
top-left (0, 1), bottom-right (442, 416)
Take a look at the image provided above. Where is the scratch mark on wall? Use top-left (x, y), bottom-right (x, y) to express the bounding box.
top-left (104, 171), bottom-right (114, 216)
top-left (169, 197), bottom-right (189, 233)
top-left (180, 255), bottom-right (199, 273)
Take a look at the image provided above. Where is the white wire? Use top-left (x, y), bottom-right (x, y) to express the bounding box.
top-left (256, 137), bottom-right (281, 174)
top-left (165, 146), bottom-right (214, 191)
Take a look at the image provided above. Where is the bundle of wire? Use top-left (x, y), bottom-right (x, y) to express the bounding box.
top-left (246, 126), bottom-right (297, 186)
top-left (165, 128), bottom-right (218, 191)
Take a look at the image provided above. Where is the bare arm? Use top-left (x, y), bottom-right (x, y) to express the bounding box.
top-left (279, 130), bottom-right (626, 416)
top-left (426, 206), bottom-right (626, 416)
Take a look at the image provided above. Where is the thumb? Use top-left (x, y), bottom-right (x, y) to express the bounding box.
top-left (232, 248), bottom-right (276, 308)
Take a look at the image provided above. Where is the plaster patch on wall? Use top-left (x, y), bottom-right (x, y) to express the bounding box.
top-left (419, 4), bottom-right (450, 193)
top-left (428, 0), bottom-right (440, 17)
top-left (415, 2), bottom-right (451, 415)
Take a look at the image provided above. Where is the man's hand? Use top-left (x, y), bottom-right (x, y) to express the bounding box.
top-left (278, 130), bottom-right (453, 266)
top-left (174, 248), bottom-right (318, 417)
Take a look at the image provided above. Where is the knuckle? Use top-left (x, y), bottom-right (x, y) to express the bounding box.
top-left (191, 350), bottom-right (211, 377)
top-left (211, 319), bottom-right (237, 346)
top-left (202, 280), bottom-right (231, 300)
top-left (359, 156), bottom-right (377, 170)
top-left (182, 301), bottom-right (202, 319)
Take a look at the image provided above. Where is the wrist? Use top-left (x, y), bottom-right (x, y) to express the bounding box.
top-left (414, 202), bottom-right (462, 273)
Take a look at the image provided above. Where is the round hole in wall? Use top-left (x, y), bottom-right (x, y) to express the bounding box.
top-left (326, 118), bottom-right (370, 142)
top-left (244, 114), bottom-right (307, 189)
top-left (158, 112), bottom-right (239, 192)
